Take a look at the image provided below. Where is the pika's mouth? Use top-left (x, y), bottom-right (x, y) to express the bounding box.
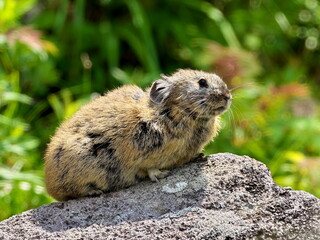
top-left (214, 106), bottom-right (227, 112)
top-left (215, 98), bottom-right (232, 110)
top-left (210, 98), bottom-right (232, 115)
top-left (199, 93), bottom-right (232, 116)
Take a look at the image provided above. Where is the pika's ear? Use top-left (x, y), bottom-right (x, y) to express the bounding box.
top-left (150, 79), bottom-right (172, 104)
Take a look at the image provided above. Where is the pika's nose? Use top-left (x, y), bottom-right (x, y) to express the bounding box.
top-left (218, 89), bottom-right (232, 101)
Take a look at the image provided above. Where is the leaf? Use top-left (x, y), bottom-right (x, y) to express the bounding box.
top-left (0, 166), bottom-right (42, 185)
top-left (48, 94), bottom-right (64, 121)
top-left (0, 115), bottom-right (29, 129)
top-left (2, 91), bottom-right (33, 105)
top-left (0, 0), bottom-right (36, 32)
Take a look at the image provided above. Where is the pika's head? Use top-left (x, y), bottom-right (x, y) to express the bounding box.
top-left (150, 69), bottom-right (232, 117)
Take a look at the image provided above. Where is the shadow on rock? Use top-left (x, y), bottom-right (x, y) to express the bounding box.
top-left (30, 156), bottom-right (209, 232)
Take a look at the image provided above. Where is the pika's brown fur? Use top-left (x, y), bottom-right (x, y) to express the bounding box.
top-left (44, 69), bottom-right (232, 201)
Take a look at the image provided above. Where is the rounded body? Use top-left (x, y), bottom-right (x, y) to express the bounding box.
top-left (45, 69), bottom-right (231, 201)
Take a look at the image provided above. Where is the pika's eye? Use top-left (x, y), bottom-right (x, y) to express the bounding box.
top-left (198, 79), bottom-right (208, 88)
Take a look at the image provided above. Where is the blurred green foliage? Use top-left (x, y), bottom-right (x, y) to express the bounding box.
top-left (0, 0), bottom-right (319, 220)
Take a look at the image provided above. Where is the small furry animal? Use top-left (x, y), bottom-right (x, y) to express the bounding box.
top-left (44, 69), bottom-right (232, 201)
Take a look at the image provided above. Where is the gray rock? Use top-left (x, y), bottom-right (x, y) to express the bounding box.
top-left (0, 153), bottom-right (319, 240)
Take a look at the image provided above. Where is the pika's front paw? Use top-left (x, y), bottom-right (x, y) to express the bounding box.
top-left (147, 168), bottom-right (169, 183)
top-left (191, 153), bottom-right (206, 162)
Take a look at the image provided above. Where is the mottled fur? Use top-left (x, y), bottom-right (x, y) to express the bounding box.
top-left (44, 69), bottom-right (232, 201)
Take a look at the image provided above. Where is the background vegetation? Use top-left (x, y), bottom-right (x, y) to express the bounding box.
top-left (1, 0), bottom-right (319, 220)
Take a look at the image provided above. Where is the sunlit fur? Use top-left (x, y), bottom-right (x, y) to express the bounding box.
top-left (44, 69), bottom-right (231, 201)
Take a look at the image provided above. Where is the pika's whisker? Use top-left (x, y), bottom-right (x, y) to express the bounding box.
top-left (229, 82), bottom-right (254, 92)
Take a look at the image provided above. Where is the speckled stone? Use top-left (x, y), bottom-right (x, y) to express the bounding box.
top-left (0, 153), bottom-right (319, 239)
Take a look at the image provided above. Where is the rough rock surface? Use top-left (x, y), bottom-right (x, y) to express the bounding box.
top-left (0, 153), bottom-right (319, 240)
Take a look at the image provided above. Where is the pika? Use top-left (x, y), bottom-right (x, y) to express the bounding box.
top-left (44, 69), bottom-right (232, 201)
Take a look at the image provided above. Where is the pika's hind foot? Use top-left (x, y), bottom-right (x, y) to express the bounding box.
top-left (147, 168), bottom-right (169, 182)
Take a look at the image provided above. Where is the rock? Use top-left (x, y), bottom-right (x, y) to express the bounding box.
top-left (0, 153), bottom-right (319, 240)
